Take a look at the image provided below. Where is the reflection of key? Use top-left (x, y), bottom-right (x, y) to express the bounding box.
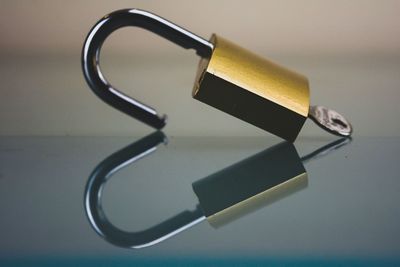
top-left (84, 131), bottom-right (351, 249)
top-left (193, 136), bottom-right (351, 228)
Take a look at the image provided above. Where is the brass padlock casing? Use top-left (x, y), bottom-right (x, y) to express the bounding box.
top-left (193, 35), bottom-right (310, 142)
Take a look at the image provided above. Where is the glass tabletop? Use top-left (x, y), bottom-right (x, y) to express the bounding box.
top-left (0, 134), bottom-right (399, 266)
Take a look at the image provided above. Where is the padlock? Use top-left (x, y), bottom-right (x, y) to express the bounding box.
top-left (82, 9), bottom-right (353, 142)
top-left (84, 131), bottom-right (350, 248)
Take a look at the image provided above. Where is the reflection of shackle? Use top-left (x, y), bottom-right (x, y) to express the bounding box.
top-left (84, 132), bottom-right (351, 248)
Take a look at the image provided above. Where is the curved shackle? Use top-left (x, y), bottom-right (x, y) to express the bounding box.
top-left (84, 131), bottom-right (205, 249)
top-left (82, 9), bottom-right (213, 129)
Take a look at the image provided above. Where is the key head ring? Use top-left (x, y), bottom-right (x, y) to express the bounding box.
top-left (308, 105), bottom-right (353, 137)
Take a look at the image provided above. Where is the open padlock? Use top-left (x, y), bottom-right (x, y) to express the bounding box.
top-left (82, 9), bottom-right (353, 142)
top-left (84, 131), bottom-right (351, 248)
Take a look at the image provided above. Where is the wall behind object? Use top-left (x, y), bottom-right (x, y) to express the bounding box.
top-left (0, 0), bottom-right (399, 137)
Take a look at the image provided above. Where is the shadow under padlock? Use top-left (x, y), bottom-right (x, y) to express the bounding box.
top-left (84, 133), bottom-right (351, 248)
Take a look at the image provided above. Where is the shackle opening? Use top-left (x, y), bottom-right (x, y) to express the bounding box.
top-left (82, 9), bottom-right (213, 129)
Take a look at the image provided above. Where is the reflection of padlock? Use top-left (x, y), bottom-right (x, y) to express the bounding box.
top-left (84, 131), bottom-right (350, 248)
top-left (82, 9), bottom-right (352, 142)
top-left (192, 142), bottom-right (306, 228)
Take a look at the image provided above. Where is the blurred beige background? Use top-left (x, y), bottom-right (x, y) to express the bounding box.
top-left (0, 0), bottom-right (399, 137)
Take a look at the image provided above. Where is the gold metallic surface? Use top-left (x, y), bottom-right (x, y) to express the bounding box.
top-left (193, 141), bottom-right (306, 227)
top-left (207, 172), bottom-right (308, 228)
top-left (193, 35), bottom-right (310, 141)
top-left (208, 35), bottom-right (309, 116)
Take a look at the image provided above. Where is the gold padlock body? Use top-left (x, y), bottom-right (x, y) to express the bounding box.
top-left (193, 35), bottom-right (310, 142)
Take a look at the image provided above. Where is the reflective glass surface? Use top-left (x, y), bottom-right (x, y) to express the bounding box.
top-left (1, 135), bottom-right (399, 266)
